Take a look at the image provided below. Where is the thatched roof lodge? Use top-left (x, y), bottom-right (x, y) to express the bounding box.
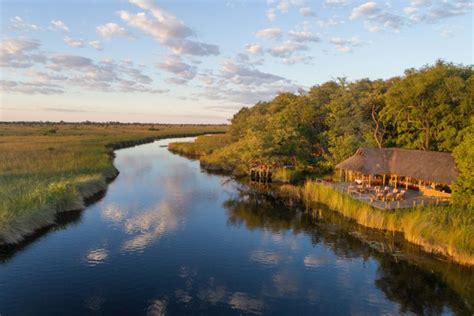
top-left (336, 148), bottom-right (458, 197)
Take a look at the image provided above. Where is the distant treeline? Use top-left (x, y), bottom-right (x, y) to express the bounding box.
top-left (1, 121), bottom-right (228, 126)
top-left (200, 61), bottom-right (473, 206)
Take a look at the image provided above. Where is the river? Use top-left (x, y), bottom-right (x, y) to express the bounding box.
top-left (0, 137), bottom-right (472, 315)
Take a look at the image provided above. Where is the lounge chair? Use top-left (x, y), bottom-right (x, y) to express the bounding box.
top-left (385, 192), bottom-right (395, 201)
top-left (396, 190), bottom-right (406, 201)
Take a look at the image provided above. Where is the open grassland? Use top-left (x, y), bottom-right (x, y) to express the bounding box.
top-left (0, 122), bottom-right (227, 244)
top-left (168, 134), bottom-right (232, 158)
top-left (298, 181), bottom-right (474, 266)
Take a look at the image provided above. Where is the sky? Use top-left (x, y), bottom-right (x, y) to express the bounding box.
top-left (0, 0), bottom-right (472, 124)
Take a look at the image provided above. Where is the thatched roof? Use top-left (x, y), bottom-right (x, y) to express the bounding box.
top-left (336, 148), bottom-right (458, 185)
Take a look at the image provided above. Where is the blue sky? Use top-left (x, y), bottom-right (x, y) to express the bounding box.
top-left (1, 0), bottom-right (472, 123)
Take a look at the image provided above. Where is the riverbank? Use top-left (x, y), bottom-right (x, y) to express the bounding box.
top-left (0, 123), bottom-right (227, 245)
top-left (168, 137), bottom-right (473, 267)
top-left (286, 182), bottom-right (473, 266)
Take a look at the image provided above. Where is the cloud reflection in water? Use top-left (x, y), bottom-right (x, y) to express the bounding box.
top-left (85, 248), bottom-right (109, 266)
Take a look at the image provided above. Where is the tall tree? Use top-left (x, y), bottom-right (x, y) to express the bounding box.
top-left (382, 61), bottom-right (473, 151)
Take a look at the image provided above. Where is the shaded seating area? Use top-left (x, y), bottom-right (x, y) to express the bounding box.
top-left (336, 147), bottom-right (458, 199)
top-left (327, 180), bottom-right (446, 209)
top-left (347, 184), bottom-right (407, 202)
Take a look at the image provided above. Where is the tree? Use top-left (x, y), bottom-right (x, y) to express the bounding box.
top-left (324, 78), bottom-right (375, 165)
top-left (382, 61), bottom-right (473, 151)
top-left (452, 118), bottom-right (474, 207)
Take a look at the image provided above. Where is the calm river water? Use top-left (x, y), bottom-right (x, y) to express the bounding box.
top-left (0, 137), bottom-right (472, 315)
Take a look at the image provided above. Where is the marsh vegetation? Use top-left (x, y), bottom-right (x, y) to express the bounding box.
top-left (0, 122), bottom-right (227, 244)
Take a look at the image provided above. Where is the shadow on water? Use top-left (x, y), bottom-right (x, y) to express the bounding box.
top-left (224, 185), bottom-right (473, 315)
top-left (0, 190), bottom-right (106, 264)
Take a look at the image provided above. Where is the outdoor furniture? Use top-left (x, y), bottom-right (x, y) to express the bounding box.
top-left (396, 190), bottom-right (406, 201)
top-left (376, 192), bottom-right (385, 201)
top-left (385, 192), bottom-right (395, 201)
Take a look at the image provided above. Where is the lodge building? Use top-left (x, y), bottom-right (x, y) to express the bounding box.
top-left (335, 148), bottom-right (458, 198)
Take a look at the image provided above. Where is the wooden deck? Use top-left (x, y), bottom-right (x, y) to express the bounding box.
top-left (321, 181), bottom-right (449, 210)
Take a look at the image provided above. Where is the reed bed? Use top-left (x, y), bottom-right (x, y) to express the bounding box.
top-left (168, 134), bottom-right (232, 158)
top-left (300, 181), bottom-right (474, 266)
top-left (0, 122), bottom-right (227, 244)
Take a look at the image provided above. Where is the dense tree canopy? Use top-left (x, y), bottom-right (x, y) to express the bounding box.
top-left (203, 61), bottom-right (473, 204)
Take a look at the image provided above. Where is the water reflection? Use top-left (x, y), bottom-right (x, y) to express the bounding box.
top-left (1, 139), bottom-right (472, 315)
top-left (250, 250), bottom-right (285, 266)
top-left (303, 254), bottom-right (330, 268)
top-left (121, 199), bottom-right (184, 252)
top-left (0, 209), bottom-right (84, 263)
top-left (147, 299), bottom-right (168, 316)
top-left (224, 186), bottom-right (472, 314)
top-left (228, 292), bottom-right (264, 314)
top-left (85, 248), bottom-right (109, 266)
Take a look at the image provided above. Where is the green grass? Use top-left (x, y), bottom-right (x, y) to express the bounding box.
top-left (299, 181), bottom-right (474, 266)
top-left (0, 122), bottom-right (227, 244)
top-left (168, 134), bottom-right (232, 158)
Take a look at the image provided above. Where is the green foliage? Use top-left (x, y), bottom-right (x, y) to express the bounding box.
top-left (168, 134), bottom-right (232, 157)
top-left (183, 61), bottom-right (472, 198)
top-left (382, 60), bottom-right (473, 151)
top-left (452, 119), bottom-right (474, 207)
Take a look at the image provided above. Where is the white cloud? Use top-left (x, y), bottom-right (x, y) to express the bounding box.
top-left (289, 30), bottom-right (320, 43)
top-left (64, 36), bottom-right (85, 48)
top-left (439, 29), bottom-right (454, 38)
top-left (266, 8), bottom-right (277, 21)
top-left (317, 17), bottom-right (344, 28)
top-left (89, 41), bottom-right (103, 50)
top-left (221, 60), bottom-right (287, 85)
top-left (404, 6), bottom-right (418, 15)
top-left (255, 27), bottom-right (282, 39)
top-left (350, 2), bottom-right (379, 20)
top-left (96, 23), bottom-right (130, 39)
top-left (1, 80), bottom-right (63, 94)
top-left (168, 40), bottom-right (219, 56)
top-left (9, 16), bottom-right (40, 31)
top-left (281, 55), bottom-right (313, 65)
top-left (118, 1), bottom-right (219, 56)
top-left (277, 0), bottom-right (291, 13)
top-left (245, 43), bottom-right (263, 54)
top-left (410, 0), bottom-right (432, 7)
top-left (156, 55), bottom-right (197, 84)
top-left (1, 37), bottom-right (165, 95)
top-left (325, 0), bottom-right (351, 6)
top-left (269, 41), bottom-right (308, 57)
top-left (50, 20), bottom-right (69, 32)
top-left (416, 1), bottom-right (473, 23)
top-left (350, 2), bottom-right (404, 31)
top-left (299, 6), bottom-right (315, 17)
top-left (0, 38), bottom-right (45, 68)
top-left (330, 36), bottom-right (363, 52)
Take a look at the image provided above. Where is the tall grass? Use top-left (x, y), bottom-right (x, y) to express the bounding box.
top-left (168, 134), bottom-right (232, 157)
top-left (0, 122), bottom-right (227, 244)
top-left (300, 181), bottom-right (474, 266)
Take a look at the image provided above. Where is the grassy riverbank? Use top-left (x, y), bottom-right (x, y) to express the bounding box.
top-left (286, 181), bottom-right (474, 266)
top-left (168, 135), bottom-right (473, 266)
top-left (168, 134), bottom-right (232, 158)
top-left (0, 122), bottom-right (227, 244)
